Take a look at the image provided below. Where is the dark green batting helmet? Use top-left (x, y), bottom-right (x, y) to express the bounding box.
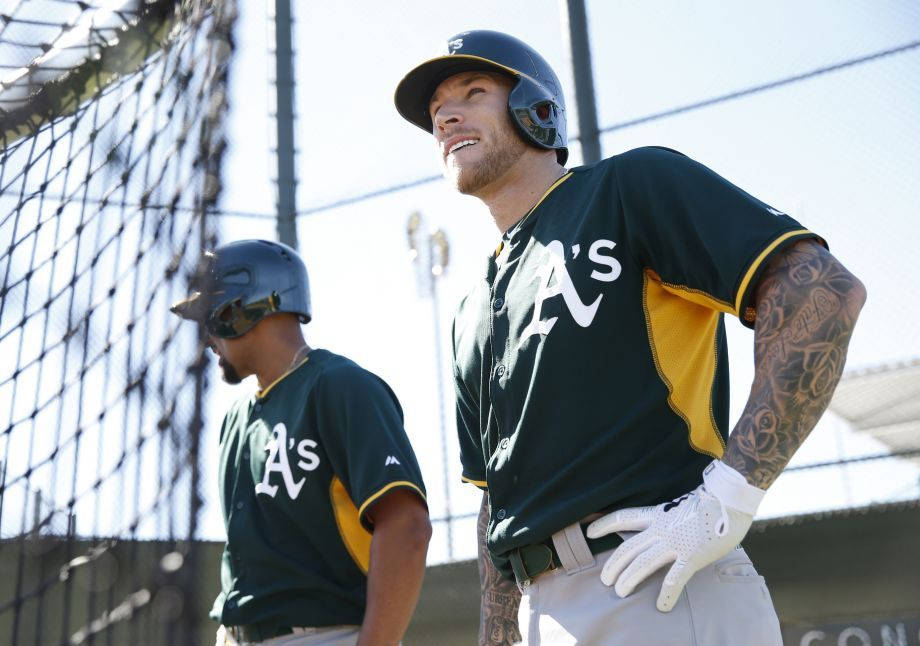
top-left (394, 30), bottom-right (568, 165)
top-left (170, 239), bottom-right (311, 338)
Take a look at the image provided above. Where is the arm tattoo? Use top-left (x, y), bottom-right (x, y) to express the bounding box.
top-left (725, 240), bottom-right (866, 488)
top-left (477, 493), bottom-right (521, 646)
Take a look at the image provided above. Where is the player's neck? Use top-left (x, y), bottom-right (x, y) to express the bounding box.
top-left (251, 324), bottom-right (310, 390)
top-left (476, 154), bottom-right (565, 234)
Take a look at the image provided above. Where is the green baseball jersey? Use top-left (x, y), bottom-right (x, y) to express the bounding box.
top-left (452, 146), bottom-right (823, 579)
top-left (210, 349), bottom-right (426, 627)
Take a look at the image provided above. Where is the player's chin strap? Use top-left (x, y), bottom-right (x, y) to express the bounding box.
top-left (701, 460), bottom-right (766, 535)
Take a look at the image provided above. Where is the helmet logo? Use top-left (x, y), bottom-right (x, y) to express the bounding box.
top-left (447, 38), bottom-right (463, 52)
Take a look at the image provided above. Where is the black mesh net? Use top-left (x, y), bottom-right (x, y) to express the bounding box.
top-left (0, 1), bottom-right (235, 643)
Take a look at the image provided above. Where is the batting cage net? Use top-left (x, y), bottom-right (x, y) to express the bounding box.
top-left (0, 1), bottom-right (235, 644)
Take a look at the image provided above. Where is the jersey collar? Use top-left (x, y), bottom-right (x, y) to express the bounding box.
top-left (256, 354), bottom-right (311, 400)
top-left (502, 171), bottom-right (573, 246)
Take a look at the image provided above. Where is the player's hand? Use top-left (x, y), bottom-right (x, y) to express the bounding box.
top-left (585, 460), bottom-right (765, 612)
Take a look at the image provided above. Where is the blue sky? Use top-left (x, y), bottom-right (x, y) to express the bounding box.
top-left (189, 1), bottom-right (920, 561)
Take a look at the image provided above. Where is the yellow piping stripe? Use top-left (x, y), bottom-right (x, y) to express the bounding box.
top-left (330, 476), bottom-right (372, 574)
top-left (257, 356), bottom-right (310, 399)
top-left (734, 229), bottom-right (812, 313)
top-left (507, 172), bottom-right (573, 234)
top-left (357, 481), bottom-right (427, 520)
top-left (461, 475), bottom-right (488, 488)
top-left (647, 269), bottom-right (734, 314)
top-left (643, 272), bottom-right (725, 458)
top-left (409, 54), bottom-right (525, 81)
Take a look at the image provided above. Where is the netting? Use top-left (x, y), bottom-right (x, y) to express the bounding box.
top-left (0, 0), bottom-right (235, 643)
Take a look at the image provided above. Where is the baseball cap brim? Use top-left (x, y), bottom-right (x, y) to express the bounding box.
top-left (394, 54), bottom-right (521, 133)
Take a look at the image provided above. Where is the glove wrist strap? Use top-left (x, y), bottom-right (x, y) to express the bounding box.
top-left (702, 460), bottom-right (765, 515)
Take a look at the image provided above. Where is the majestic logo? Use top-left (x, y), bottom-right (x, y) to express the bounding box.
top-left (255, 423), bottom-right (321, 499)
top-left (766, 207), bottom-right (785, 217)
top-left (385, 455), bottom-right (401, 466)
top-left (518, 239), bottom-right (622, 348)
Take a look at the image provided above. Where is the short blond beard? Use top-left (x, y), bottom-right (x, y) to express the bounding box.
top-left (447, 111), bottom-right (529, 195)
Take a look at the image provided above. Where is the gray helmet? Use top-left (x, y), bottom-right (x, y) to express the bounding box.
top-left (170, 239), bottom-right (311, 338)
top-left (394, 30), bottom-right (568, 165)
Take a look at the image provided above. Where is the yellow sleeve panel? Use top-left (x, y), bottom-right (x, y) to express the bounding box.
top-left (643, 271), bottom-right (726, 459)
top-left (329, 476), bottom-right (372, 574)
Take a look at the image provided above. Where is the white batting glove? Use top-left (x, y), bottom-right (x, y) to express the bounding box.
top-left (586, 460), bottom-right (765, 612)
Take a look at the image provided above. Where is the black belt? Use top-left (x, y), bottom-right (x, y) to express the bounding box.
top-left (226, 623), bottom-right (294, 642)
top-left (508, 523), bottom-right (623, 588)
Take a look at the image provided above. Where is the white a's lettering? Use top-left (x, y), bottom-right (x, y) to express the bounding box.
top-left (588, 239), bottom-right (622, 282)
top-left (255, 423), bottom-right (305, 499)
top-left (297, 439), bottom-right (320, 471)
top-left (519, 240), bottom-right (602, 347)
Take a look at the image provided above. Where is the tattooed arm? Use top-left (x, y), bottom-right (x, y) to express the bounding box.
top-left (724, 239), bottom-right (867, 488)
top-left (477, 492), bottom-right (521, 645)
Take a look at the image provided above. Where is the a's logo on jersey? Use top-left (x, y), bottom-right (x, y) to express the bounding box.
top-left (385, 455), bottom-right (401, 466)
top-left (255, 423), bottom-right (321, 500)
top-left (518, 239), bottom-right (622, 349)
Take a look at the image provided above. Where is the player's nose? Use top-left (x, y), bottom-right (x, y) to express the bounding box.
top-left (433, 104), bottom-right (463, 133)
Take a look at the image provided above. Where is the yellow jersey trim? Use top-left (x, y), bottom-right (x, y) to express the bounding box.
top-left (357, 481), bottom-right (427, 521)
top-left (733, 229), bottom-right (812, 314)
top-left (256, 355), bottom-right (310, 399)
top-left (505, 172), bottom-right (573, 235)
top-left (330, 476), bottom-right (372, 574)
top-left (643, 271), bottom-right (725, 459)
top-left (461, 475), bottom-right (488, 488)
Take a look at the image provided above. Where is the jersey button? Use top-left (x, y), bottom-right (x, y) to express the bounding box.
top-left (493, 297), bottom-right (504, 310)
top-left (496, 508), bottom-right (506, 520)
top-left (500, 438), bottom-right (509, 450)
top-left (253, 403), bottom-right (262, 412)
top-left (495, 364), bottom-right (505, 377)
top-left (235, 502), bottom-right (244, 510)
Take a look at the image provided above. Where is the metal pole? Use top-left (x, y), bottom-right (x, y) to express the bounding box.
top-left (33, 489), bottom-right (41, 534)
top-left (560, 0), bottom-right (602, 164)
top-left (273, 0), bottom-right (298, 248)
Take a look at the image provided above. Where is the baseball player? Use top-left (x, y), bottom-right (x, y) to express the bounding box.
top-left (394, 30), bottom-right (866, 644)
top-left (171, 240), bottom-right (431, 646)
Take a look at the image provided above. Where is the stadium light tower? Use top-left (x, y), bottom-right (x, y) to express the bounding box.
top-left (407, 212), bottom-right (454, 558)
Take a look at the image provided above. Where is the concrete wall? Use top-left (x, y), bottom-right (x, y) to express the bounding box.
top-left (2, 501), bottom-right (917, 645)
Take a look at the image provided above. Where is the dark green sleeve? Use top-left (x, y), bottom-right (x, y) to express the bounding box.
top-left (614, 146), bottom-right (825, 327)
top-left (315, 365), bottom-right (427, 530)
top-left (452, 314), bottom-right (488, 489)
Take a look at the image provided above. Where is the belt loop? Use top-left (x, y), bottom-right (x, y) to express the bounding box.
top-left (551, 521), bottom-right (596, 574)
